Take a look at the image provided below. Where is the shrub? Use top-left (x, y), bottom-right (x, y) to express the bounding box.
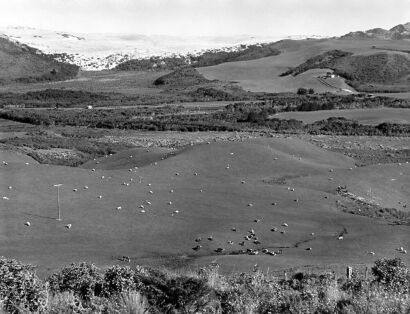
top-left (372, 258), bottom-right (410, 292)
top-left (103, 265), bottom-right (136, 297)
top-left (297, 87), bottom-right (308, 95)
top-left (0, 257), bottom-right (47, 313)
top-left (48, 262), bottom-right (103, 301)
top-left (137, 269), bottom-right (216, 313)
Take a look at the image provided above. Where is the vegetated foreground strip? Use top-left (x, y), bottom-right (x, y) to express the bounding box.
top-left (1, 256), bottom-right (409, 314)
top-left (0, 137), bottom-right (408, 276)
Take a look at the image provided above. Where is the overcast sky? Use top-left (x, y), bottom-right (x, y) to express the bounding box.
top-left (1, 0), bottom-right (409, 37)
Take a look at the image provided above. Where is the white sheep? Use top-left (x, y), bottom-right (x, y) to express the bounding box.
top-left (25, 221), bottom-right (30, 226)
top-left (66, 224), bottom-right (72, 229)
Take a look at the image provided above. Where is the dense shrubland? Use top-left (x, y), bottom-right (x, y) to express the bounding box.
top-left (0, 257), bottom-right (409, 313)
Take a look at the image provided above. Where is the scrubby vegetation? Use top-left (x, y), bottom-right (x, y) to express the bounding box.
top-left (1, 93), bottom-right (410, 136)
top-left (0, 257), bottom-right (409, 313)
top-left (0, 130), bottom-right (132, 166)
top-left (115, 43), bottom-right (281, 71)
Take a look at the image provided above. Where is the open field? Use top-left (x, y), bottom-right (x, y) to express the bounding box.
top-left (1, 135), bottom-right (409, 276)
top-left (274, 108), bottom-right (410, 125)
top-left (198, 38), bottom-right (410, 93)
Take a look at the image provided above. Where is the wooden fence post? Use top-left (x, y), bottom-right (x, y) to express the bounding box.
top-left (346, 266), bottom-right (352, 280)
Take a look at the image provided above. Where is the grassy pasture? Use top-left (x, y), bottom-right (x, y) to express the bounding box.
top-left (274, 108), bottom-right (410, 125)
top-left (0, 137), bottom-right (409, 276)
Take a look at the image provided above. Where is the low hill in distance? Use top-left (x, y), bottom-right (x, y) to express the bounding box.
top-left (0, 37), bottom-right (79, 84)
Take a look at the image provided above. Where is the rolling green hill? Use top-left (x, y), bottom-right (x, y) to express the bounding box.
top-left (0, 137), bottom-right (409, 275)
top-left (0, 36), bottom-right (79, 84)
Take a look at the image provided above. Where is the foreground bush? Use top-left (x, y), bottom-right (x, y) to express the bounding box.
top-left (0, 258), bottom-right (409, 313)
top-left (0, 258), bottom-right (47, 313)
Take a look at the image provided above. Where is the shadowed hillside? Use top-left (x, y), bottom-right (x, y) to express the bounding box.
top-left (0, 36), bottom-right (79, 84)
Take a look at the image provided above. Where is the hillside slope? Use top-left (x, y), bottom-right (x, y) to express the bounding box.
top-left (281, 49), bottom-right (410, 92)
top-left (0, 36), bottom-right (78, 84)
top-left (116, 43), bottom-right (281, 71)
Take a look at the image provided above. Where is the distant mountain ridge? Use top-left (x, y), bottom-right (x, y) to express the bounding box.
top-left (0, 26), bottom-right (326, 70)
top-left (340, 22), bottom-right (410, 40)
